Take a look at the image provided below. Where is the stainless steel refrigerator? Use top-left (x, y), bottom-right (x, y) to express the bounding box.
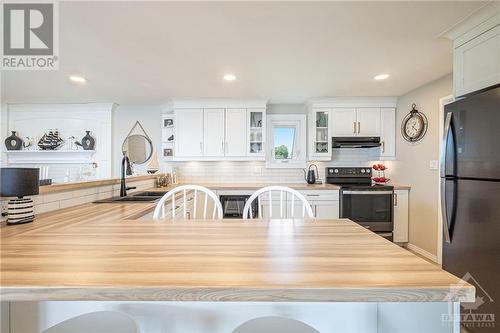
top-left (441, 84), bottom-right (500, 332)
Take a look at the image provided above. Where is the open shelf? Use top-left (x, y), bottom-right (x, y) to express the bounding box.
top-left (5, 150), bottom-right (96, 164)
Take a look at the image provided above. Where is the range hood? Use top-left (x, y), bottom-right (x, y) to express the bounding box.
top-left (332, 137), bottom-right (381, 148)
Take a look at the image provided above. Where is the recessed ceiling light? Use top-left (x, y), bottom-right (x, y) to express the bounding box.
top-left (374, 74), bottom-right (390, 81)
top-left (69, 75), bottom-right (87, 83)
top-left (223, 74), bottom-right (236, 81)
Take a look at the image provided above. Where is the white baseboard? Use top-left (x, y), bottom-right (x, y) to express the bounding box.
top-left (405, 243), bottom-right (438, 263)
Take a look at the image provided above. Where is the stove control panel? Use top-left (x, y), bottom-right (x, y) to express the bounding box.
top-left (326, 167), bottom-right (372, 177)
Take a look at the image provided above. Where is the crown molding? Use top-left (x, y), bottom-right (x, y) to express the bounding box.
top-left (306, 97), bottom-right (397, 108)
top-left (441, 2), bottom-right (500, 47)
top-left (161, 98), bottom-right (268, 112)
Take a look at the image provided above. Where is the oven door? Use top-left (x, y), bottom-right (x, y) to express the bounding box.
top-left (340, 190), bottom-right (393, 232)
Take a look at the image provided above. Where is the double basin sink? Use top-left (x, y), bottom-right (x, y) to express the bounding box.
top-left (93, 191), bottom-right (169, 203)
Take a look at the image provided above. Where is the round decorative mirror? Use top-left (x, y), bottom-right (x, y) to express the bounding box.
top-left (122, 134), bottom-right (153, 164)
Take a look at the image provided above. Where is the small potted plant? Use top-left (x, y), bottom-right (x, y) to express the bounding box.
top-left (372, 163), bottom-right (390, 185)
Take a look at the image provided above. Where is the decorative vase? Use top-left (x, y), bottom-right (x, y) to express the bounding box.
top-left (5, 131), bottom-right (22, 150)
top-left (81, 131), bottom-right (95, 150)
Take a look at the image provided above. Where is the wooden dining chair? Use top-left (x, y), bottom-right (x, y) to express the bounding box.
top-left (242, 186), bottom-right (314, 219)
top-left (153, 185), bottom-right (223, 220)
top-left (43, 311), bottom-right (138, 333)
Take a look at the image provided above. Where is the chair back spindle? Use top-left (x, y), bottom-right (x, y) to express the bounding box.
top-left (153, 185), bottom-right (223, 220)
top-left (242, 186), bottom-right (314, 219)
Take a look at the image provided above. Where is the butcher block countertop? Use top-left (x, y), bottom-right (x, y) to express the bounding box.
top-left (29, 177), bottom-right (411, 196)
top-left (0, 202), bottom-right (469, 303)
top-left (170, 182), bottom-right (342, 190)
top-left (163, 183), bottom-right (410, 191)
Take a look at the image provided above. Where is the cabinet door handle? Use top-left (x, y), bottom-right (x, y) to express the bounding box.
top-left (225, 141), bottom-right (228, 154)
top-left (382, 141), bottom-right (385, 153)
top-left (394, 193), bottom-right (398, 206)
top-left (306, 194), bottom-right (320, 197)
top-left (358, 121), bottom-right (361, 134)
top-left (353, 122), bottom-right (357, 134)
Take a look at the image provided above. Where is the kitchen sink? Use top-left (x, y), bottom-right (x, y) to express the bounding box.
top-left (93, 196), bottom-right (160, 203)
top-left (132, 191), bottom-right (168, 197)
top-left (93, 190), bottom-right (168, 203)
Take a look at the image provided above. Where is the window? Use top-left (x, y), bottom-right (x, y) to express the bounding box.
top-left (274, 127), bottom-right (296, 160)
top-left (266, 114), bottom-right (306, 168)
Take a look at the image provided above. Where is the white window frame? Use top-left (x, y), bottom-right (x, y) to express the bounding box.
top-left (266, 114), bottom-right (307, 169)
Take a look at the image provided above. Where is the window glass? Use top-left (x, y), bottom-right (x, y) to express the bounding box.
top-left (273, 127), bottom-right (296, 160)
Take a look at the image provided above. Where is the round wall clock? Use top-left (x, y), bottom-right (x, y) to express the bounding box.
top-left (401, 103), bottom-right (428, 142)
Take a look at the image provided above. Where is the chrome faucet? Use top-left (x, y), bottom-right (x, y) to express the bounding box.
top-left (120, 155), bottom-right (136, 197)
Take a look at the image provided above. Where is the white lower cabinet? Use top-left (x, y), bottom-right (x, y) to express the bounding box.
top-left (260, 192), bottom-right (284, 218)
top-left (312, 200), bottom-right (340, 219)
top-left (393, 189), bottom-right (409, 243)
top-left (270, 190), bottom-right (340, 219)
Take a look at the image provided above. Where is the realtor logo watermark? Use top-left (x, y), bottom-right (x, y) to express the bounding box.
top-left (443, 272), bottom-right (495, 329)
top-left (1, 1), bottom-right (59, 70)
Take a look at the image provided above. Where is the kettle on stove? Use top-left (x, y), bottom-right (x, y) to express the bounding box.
top-left (303, 164), bottom-right (319, 184)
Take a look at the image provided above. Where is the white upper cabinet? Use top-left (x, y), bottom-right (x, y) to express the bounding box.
top-left (175, 108), bottom-right (204, 157)
top-left (225, 109), bottom-right (247, 157)
top-left (356, 108), bottom-right (380, 136)
top-left (446, 2), bottom-right (500, 97)
top-left (203, 109), bottom-right (225, 157)
top-left (307, 98), bottom-right (397, 161)
top-left (331, 108), bottom-right (380, 137)
top-left (332, 108), bottom-right (357, 136)
top-left (380, 108), bottom-right (396, 159)
top-left (308, 108), bottom-right (331, 160)
top-left (248, 109), bottom-right (266, 157)
top-left (168, 99), bottom-right (267, 161)
top-left (454, 25), bottom-right (500, 97)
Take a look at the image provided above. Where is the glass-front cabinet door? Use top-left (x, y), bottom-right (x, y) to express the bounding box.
top-left (309, 108), bottom-right (331, 160)
top-left (247, 109), bottom-right (265, 157)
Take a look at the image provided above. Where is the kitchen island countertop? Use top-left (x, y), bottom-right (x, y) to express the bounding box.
top-left (1, 201), bottom-right (471, 303)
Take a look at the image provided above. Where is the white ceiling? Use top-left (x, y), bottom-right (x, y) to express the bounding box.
top-left (1, 1), bottom-right (487, 105)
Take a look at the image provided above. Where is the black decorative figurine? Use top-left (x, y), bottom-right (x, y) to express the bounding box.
top-left (81, 131), bottom-right (95, 150)
top-left (5, 131), bottom-right (22, 150)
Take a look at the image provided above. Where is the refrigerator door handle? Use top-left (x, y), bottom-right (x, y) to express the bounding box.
top-left (440, 111), bottom-right (453, 178)
top-left (441, 178), bottom-right (451, 244)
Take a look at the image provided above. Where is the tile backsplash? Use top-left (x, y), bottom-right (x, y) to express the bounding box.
top-left (172, 148), bottom-right (381, 183)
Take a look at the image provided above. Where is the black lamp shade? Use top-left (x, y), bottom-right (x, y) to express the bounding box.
top-left (0, 168), bottom-right (40, 197)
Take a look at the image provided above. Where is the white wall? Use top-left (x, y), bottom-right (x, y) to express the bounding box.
top-left (388, 74), bottom-right (452, 257)
top-left (112, 104), bottom-right (162, 176)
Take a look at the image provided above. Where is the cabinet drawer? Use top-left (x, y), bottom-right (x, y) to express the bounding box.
top-left (298, 190), bottom-right (339, 201)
